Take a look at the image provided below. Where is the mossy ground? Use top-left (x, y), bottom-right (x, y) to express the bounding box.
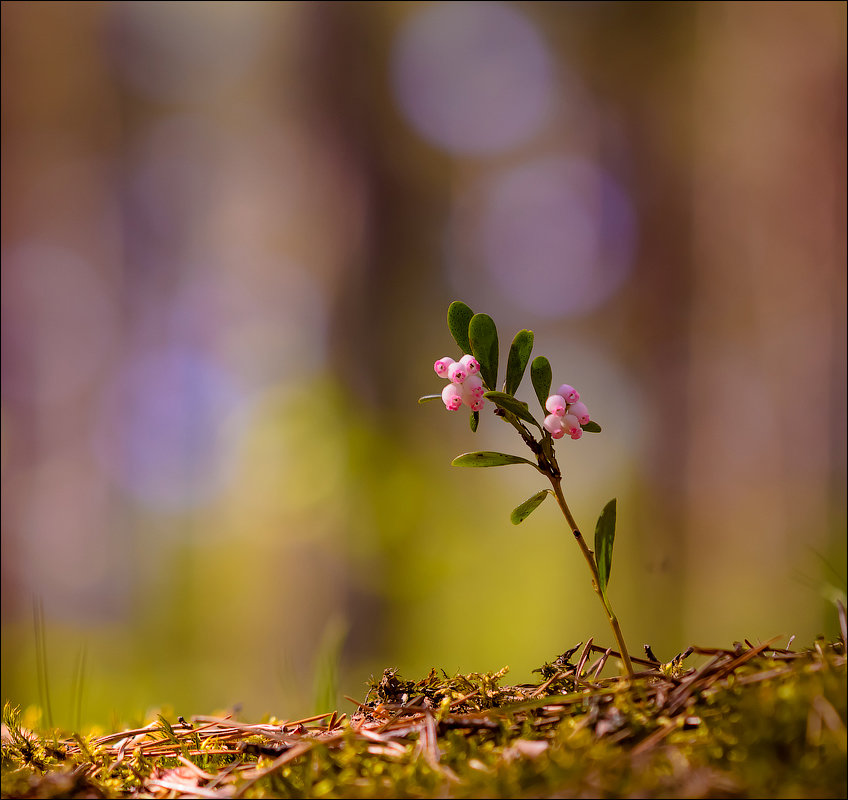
top-left (2, 636), bottom-right (845, 799)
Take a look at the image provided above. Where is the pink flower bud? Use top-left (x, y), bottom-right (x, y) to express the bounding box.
top-left (545, 394), bottom-right (567, 417)
top-left (562, 414), bottom-right (581, 436)
top-left (461, 378), bottom-right (486, 410)
top-left (557, 384), bottom-right (580, 403)
top-left (567, 400), bottom-right (590, 425)
top-left (570, 428), bottom-right (583, 440)
top-left (434, 357), bottom-right (455, 378)
top-left (447, 361), bottom-right (467, 384)
top-left (464, 374), bottom-right (485, 399)
top-left (442, 383), bottom-right (463, 411)
top-left (459, 354), bottom-right (481, 375)
top-left (543, 414), bottom-right (566, 438)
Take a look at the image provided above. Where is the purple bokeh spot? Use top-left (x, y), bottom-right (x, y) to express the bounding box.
top-left (478, 157), bottom-right (638, 317)
top-left (94, 346), bottom-right (246, 511)
top-left (391, 1), bottom-right (555, 155)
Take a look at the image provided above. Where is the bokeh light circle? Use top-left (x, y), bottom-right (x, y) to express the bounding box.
top-left (94, 346), bottom-right (248, 512)
top-left (449, 156), bottom-right (638, 318)
top-left (391, 1), bottom-right (555, 155)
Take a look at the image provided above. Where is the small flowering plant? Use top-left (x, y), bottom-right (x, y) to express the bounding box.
top-left (420, 301), bottom-right (634, 678)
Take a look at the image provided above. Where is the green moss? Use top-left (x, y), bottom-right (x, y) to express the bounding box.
top-left (2, 639), bottom-right (845, 799)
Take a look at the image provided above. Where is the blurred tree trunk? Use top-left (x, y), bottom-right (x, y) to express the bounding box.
top-left (684, 0), bottom-right (846, 640)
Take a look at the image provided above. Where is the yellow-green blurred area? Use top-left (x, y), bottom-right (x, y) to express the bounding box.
top-left (1, 1), bottom-right (845, 731)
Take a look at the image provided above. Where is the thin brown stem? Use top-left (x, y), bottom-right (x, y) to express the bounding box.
top-left (548, 475), bottom-right (635, 679)
top-left (491, 407), bottom-right (634, 678)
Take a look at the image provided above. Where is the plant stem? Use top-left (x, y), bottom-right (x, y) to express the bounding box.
top-left (548, 475), bottom-right (635, 679)
top-left (494, 408), bottom-right (635, 678)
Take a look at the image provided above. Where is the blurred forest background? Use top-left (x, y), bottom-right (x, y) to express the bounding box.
top-left (2, 0), bottom-right (845, 730)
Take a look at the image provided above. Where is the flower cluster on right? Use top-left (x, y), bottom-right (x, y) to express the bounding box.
top-left (543, 384), bottom-right (590, 440)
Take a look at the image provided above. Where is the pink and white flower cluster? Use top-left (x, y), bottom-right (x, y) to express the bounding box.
top-left (543, 384), bottom-right (590, 440)
top-left (433, 354), bottom-right (486, 412)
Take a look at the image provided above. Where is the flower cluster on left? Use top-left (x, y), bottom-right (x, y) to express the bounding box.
top-left (433, 354), bottom-right (486, 412)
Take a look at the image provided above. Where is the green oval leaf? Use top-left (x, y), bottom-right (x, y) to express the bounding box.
top-left (418, 394), bottom-right (442, 404)
top-left (483, 391), bottom-right (540, 428)
top-left (505, 329), bottom-right (534, 396)
top-left (530, 356), bottom-right (552, 412)
top-left (581, 421), bottom-right (602, 433)
top-left (468, 313), bottom-right (499, 391)
top-left (451, 451), bottom-right (539, 469)
top-left (510, 489), bottom-right (551, 525)
top-left (594, 498), bottom-right (617, 598)
top-left (447, 301), bottom-right (474, 355)
top-left (470, 410), bottom-right (479, 432)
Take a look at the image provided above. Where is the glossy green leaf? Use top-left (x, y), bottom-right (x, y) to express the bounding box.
top-left (510, 489), bottom-right (551, 525)
top-left (581, 421), bottom-right (602, 433)
top-left (418, 394), bottom-right (442, 404)
top-left (451, 451), bottom-right (539, 469)
top-left (504, 329), bottom-right (534, 395)
top-left (468, 313), bottom-right (499, 391)
top-left (483, 391), bottom-right (540, 428)
top-left (594, 498), bottom-right (617, 598)
top-left (530, 356), bottom-right (552, 412)
top-left (470, 410), bottom-right (479, 432)
top-left (447, 301), bottom-right (474, 355)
